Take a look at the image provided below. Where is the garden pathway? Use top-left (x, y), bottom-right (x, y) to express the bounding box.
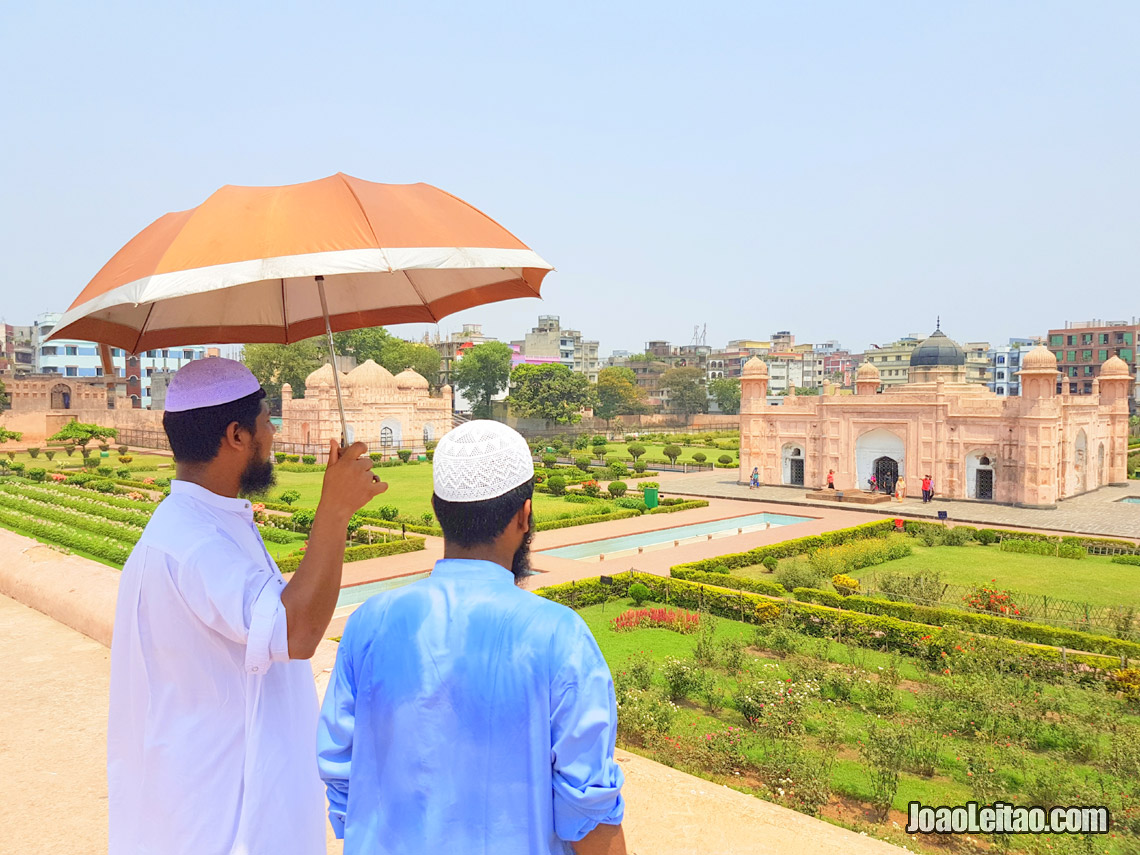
top-left (655, 472), bottom-right (1140, 541)
top-left (0, 593), bottom-right (909, 854)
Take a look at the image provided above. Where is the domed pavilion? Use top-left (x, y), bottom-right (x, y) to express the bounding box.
top-left (738, 327), bottom-right (1132, 507)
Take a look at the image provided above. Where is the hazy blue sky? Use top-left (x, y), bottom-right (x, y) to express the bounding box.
top-left (2, 1), bottom-right (1137, 356)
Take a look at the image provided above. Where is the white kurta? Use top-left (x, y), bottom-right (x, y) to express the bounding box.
top-left (108, 480), bottom-right (325, 854)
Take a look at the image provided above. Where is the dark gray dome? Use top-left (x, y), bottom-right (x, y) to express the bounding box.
top-left (909, 328), bottom-right (965, 368)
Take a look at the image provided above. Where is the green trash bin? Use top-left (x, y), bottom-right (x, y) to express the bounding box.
top-left (643, 486), bottom-right (659, 509)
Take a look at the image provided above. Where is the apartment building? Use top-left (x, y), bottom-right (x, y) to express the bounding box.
top-left (1047, 319), bottom-right (1139, 404)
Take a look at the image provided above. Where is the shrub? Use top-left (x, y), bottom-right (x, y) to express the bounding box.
top-left (942, 526), bottom-right (972, 546)
top-left (290, 508), bottom-right (317, 530)
top-left (90, 479), bottom-right (116, 493)
top-left (629, 583), bottom-right (650, 606)
top-left (65, 444), bottom-right (76, 456)
top-left (575, 456), bottom-right (592, 473)
top-left (27, 447), bottom-right (40, 458)
top-left (613, 496), bottom-right (648, 513)
top-left (608, 461), bottom-right (628, 479)
top-left (591, 435), bottom-right (607, 448)
top-left (663, 445), bottom-right (682, 464)
top-left (832, 573), bottom-right (860, 596)
top-left (775, 559), bottom-right (826, 593)
top-left (862, 721), bottom-right (911, 821)
top-left (1001, 538), bottom-right (1083, 560)
top-left (99, 443), bottom-right (110, 452)
top-left (608, 480), bottom-right (628, 498)
top-left (285, 454), bottom-right (300, 463)
top-left (117, 468), bottom-right (131, 478)
top-left (43, 450), bottom-right (55, 461)
top-left (692, 452), bottom-right (706, 464)
top-left (717, 454), bottom-right (732, 465)
top-left (546, 475), bottom-right (567, 496)
top-left (302, 454), bottom-right (317, 465)
top-left (1112, 555), bottom-right (1140, 567)
top-left (963, 581), bottom-right (1022, 617)
top-left (118, 455), bottom-right (133, 465)
top-left (662, 657), bottom-right (712, 702)
top-left (572, 434), bottom-right (589, 450)
top-left (540, 453), bottom-right (558, 468)
top-left (369, 452), bottom-right (383, 464)
top-left (761, 555), bottom-right (779, 573)
top-left (82, 458), bottom-right (99, 469)
top-left (97, 466), bottom-right (113, 477)
top-left (872, 570), bottom-right (944, 605)
top-left (627, 443), bottom-right (646, 461)
top-left (278, 489), bottom-right (301, 506)
top-left (26, 468), bottom-right (46, 482)
top-left (275, 536), bottom-right (425, 573)
top-left (976, 528), bottom-right (998, 546)
top-left (118, 445), bottom-right (129, 456)
top-left (376, 505), bottom-right (399, 521)
top-left (632, 461), bottom-right (647, 473)
top-left (581, 481), bottom-right (601, 498)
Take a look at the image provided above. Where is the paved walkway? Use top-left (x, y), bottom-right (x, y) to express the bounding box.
top-left (654, 471), bottom-right (1140, 541)
top-left (0, 593), bottom-right (907, 854)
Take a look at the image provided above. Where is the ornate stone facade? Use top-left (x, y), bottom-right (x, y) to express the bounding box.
top-left (740, 330), bottom-right (1132, 508)
top-left (277, 360), bottom-right (452, 459)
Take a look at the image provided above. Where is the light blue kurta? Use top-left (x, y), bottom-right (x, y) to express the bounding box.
top-left (317, 559), bottom-right (624, 854)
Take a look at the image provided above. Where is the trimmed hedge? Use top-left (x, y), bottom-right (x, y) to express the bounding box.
top-left (670, 567), bottom-right (787, 597)
top-left (0, 491), bottom-right (142, 544)
top-left (0, 482), bottom-right (151, 526)
top-left (275, 536), bottom-right (425, 573)
top-left (1112, 555), bottom-right (1140, 566)
top-left (534, 509), bottom-right (642, 532)
top-left (790, 587), bottom-right (1140, 660)
top-left (671, 519), bottom-right (896, 575)
top-left (1000, 538), bottom-right (1084, 560)
top-left (646, 500), bottom-right (710, 515)
top-left (0, 505), bottom-right (133, 564)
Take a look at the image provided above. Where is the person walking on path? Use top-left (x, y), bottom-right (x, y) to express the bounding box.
top-left (826, 469), bottom-right (835, 489)
top-left (895, 476), bottom-right (906, 502)
top-left (318, 420), bottom-right (627, 855)
top-left (921, 474), bottom-right (932, 503)
top-left (107, 358), bottom-right (388, 855)
top-left (750, 466), bottom-right (760, 489)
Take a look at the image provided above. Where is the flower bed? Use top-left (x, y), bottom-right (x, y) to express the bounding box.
top-left (611, 607), bottom-right (700, 634)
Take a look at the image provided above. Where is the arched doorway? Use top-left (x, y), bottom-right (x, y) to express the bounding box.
top-left (966, 451), bottom-right (995, 500)
top-left (781, 444), bottom-right (805, 486)
top-left (1074, 429), bottom-right (1088, 493)
top-left (50, 383), bottom-right (72, 409)
top-left (856, 428), bottom-right (904, 494)
top-left (423, 424), bottom-right (434, 445)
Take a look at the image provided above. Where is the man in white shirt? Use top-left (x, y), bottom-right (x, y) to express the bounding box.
top-left (108, 357), bottom-right (386, 854)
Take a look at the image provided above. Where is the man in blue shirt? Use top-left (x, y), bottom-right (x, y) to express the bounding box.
top-left (317, 420), bottom-right (626, 854)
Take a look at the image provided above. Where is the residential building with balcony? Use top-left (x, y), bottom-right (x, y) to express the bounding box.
top-left (1047, 319), bottom-right (1139, 408)
top-left (513, 315), bottom-right (600, 383)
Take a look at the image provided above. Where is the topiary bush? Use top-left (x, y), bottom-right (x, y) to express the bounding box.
top-left (692, 452), bottom-right (706, 464)
top-left (43, 450), bottom-right (55, 461)
top-left (542, 453), bottom-right (557, 468)
top-left (275, 452), bottom-right (287, 463)
top-left (608, 480), bottom-right (628, 498)
top-left (663, 445), bottom-right (682, 464)
top-left (118, 445), bottom-right (129, 456)
top-left (575, 456), bottom-right (592, 473)
top-left (633, 461), bottom-right (647, 473)
top-left (627, 443), bottom-right (646, 461)
top-left (397, 449), bottom-right (412, 463)
top-left (717, 454), bottom-right (732, 465)
top-left (302, 454), bottom-right (317, 465)
top-left (761, 555), bottom-right (779, 573)
top-left (27, 447), bottom-right (40, 458)
top-left (26, 468), bottom-right (46, 482)
top-left (628, 582), bottom-right (651, 606)
top-left (117, 468), bottom-right (131, 478)
top-left (976, 528), bottom-right (998, 546)
top-left (82, 458), bottom-right (99, 469)
top-left (97, 466), bottom-right (113, 477)
top-left (547, 475), bottom-right (567, 496)
top-left (609, 461), bottom-right (628, 479)
top-left (278, 489), bottom-right (301, 506)
top-left (65, 444), bottom-right (76, 456)
top-left (285, 454), bottom-right (300, 463)
top-left (118, 455), bottom-right (133, 465)
top-left (832, 573), bottom-right (860, 596)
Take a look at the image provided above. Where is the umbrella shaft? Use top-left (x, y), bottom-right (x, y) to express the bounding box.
top-left (316, 276), bottom-right (349, 448)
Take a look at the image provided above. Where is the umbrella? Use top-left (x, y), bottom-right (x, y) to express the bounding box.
top-left (48, 173), bottom-right (553, 443)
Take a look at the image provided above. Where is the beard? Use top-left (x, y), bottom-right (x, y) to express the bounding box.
top-left (239, 444), bottom-right (277, 497)
top-left (510, 511), bottom-right (536, 585)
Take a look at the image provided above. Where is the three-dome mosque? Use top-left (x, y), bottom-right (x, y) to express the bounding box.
top-left (739, 325), bottom-right (1132, 507)
top-left (276, 359), bottom-right (452, 458)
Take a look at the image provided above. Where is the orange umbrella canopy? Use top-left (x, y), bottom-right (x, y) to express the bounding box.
top-left (49, 174), bottom-right (553, 351)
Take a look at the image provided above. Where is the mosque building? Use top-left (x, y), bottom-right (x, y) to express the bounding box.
top-left (739, 326), bottom-right (1132, 508)
top-left (276, 359), bottom-right (452, 458)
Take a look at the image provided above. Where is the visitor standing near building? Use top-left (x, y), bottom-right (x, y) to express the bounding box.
top-left (827, 469), bottom-right (835, 489)
top-left (895, 476), bottom-right (906, 502)
top-left (318, 420), bottom-right (626, 855)
top-left (107, 358), bottom-right (388, 855)
top-left (751, 466), bottom-right (760, 489)
top-left (921, 474), bottom-right (932, 503)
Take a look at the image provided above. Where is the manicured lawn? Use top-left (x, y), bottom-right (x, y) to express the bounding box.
top-left (553, 442), bottom-right (738, 465)
top-left (271, 463), bottom-right (623, 524)
top-left (849, 543), bottom-right (1139, 610)
top-left (1, 450), bottom-right (173, 472)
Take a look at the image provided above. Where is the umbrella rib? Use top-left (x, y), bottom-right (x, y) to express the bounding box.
top-left (132, 303), bottom-right (156, 356)
top-left (280, 278), bottom-right (288, 343)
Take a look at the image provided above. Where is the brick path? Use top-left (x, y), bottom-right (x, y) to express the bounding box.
top-left (652, 471), bottom-right (1140, 541)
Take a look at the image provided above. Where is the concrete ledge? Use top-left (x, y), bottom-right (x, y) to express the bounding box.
top-left (0, 528), bottom-right (119, 646)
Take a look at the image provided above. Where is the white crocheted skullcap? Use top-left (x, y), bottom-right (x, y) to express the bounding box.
top-left (433, 420), bottom-right (535, 503)
top-left (164, 357), bottom-right (262, 412)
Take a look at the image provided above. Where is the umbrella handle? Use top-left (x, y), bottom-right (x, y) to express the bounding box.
top-left (316, 276), bottom-right (350, 449)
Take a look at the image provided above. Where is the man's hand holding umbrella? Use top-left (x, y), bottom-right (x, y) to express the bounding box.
top-left (280, 439), bottom-right (386, 658)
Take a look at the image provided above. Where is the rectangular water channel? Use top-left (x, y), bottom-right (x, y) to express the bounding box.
top-left (335, 571), bottom-right (432, 609)
top-left (540, 512), bottom-right (811, 561)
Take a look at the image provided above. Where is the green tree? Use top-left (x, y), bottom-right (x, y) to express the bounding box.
top-left (595, 366), bottom-right (648, 425)
top-left (453, 341), bottom-right (513, 418)
top-left (47, 422), bottom-right (117, 448)
top-left (660, 366), bottom-right (708, 415)
top-left (0, 376), bottom-right (7, 407)
top-left (0, 426), bottom-right (22, 443)
top-left (508, 363), bottom-right (598, 425)
top-left (708, 377), bottom-right (741, 415)
top-left (242, 339), bottom-right (324, 409)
